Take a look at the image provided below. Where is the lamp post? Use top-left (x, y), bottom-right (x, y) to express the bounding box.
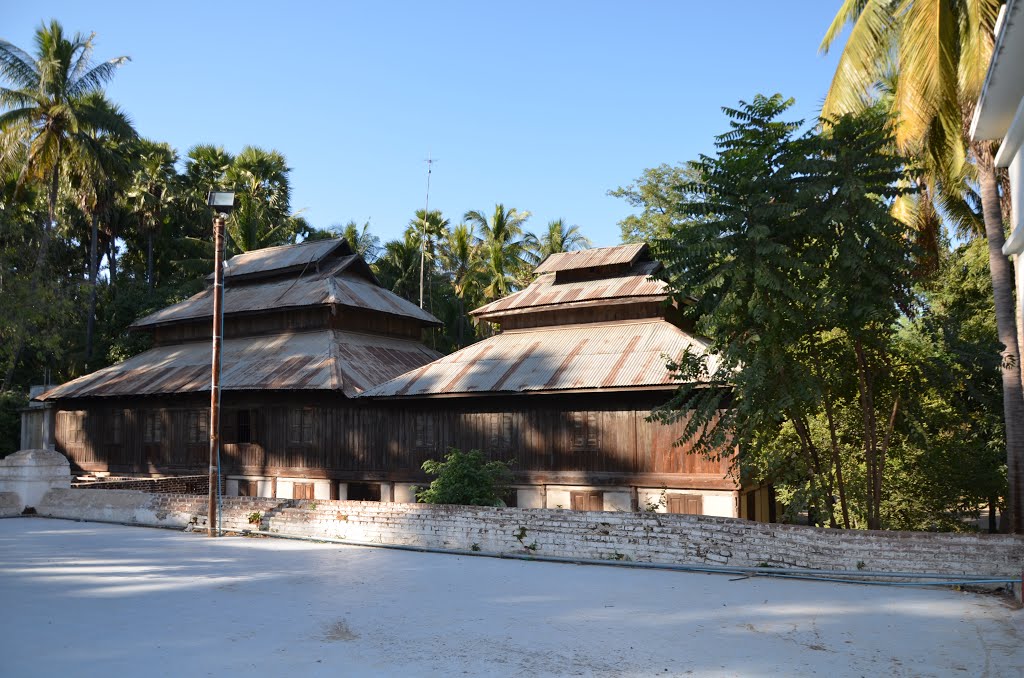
top-left (207, 191), bottom-right (234, 537)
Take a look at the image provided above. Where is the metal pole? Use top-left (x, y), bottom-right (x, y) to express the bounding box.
top-left (208, 215), bottom-right (225, 537)
top-left (419, 154), bottom-right (432, 309)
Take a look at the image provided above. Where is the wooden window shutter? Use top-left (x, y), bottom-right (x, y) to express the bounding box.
top-left (570, 490), bottom-right (604, 512)
top-left (667, 494), bottom-right (703, 515)
top-left (293, 482), bottom-right (314, 500)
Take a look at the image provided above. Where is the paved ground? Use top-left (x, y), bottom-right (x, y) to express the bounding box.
top-left (0, 518), bottom-right (1020, 677)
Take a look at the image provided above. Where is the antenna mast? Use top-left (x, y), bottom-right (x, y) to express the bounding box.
top-left (419, 153), bottom-right (435, 309)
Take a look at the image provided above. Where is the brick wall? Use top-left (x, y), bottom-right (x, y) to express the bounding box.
top-left (33, 489), bottom-right (1024, 579)
top-left (71, 475), bottom-right (223, 495)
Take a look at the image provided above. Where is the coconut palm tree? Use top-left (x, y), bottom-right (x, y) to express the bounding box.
top-left (439, 223), bottom-right (485, 346)
top-left (821, 0), bottom-right (1024, 533)
top-left (464, 204), bottom-right (531, 301)
top-left (374, 233), bottom-right (421, 302)
top-left (408, 209), bottom-right (450, 309)
top-left (0, 22), bottom-right (133, 387)
top-left (524, 218), bottom-right (591, 266)
top-left (339, 220), bottom-right (381, 261)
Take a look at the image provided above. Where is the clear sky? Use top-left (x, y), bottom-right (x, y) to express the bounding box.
top-left (2, 1), bottom-right (844, 247)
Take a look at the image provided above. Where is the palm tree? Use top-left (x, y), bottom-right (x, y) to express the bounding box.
top-left (224, 146), bottom-right (298, 253)
top-left (66, 97), bottom-right (134, 363)
top-left (127, 140), bottom-right (178, 289)
top-left (439, 223), bottom-right (485, 346)
top-left (408, 209), bottom-right (450, 309)
top-left (339, 220), bottom-right (381, 261)
top-left (0, 21), bottom-right (132, 387)
top-left (0, 21), bottom-right (131, 268)
top-left (374, 233), bottom-right (421, 302)
top-left (524, 218), bottom-right (591, 266)
top-left (821, 0), bottom-right (1024, 533)
top-left (464, 204), bottom-right (531, 301)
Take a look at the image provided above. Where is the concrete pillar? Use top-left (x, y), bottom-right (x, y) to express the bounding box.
top-left (394, 483), bottom-right (418, 504)
top-left (337, 482), bottom-right (348, 500)
top-left (379, 482), bottom-right (394, 502)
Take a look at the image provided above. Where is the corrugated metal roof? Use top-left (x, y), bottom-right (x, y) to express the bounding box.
top-left (472, 260), bottom-right (667, 319)
top-left (37, 331), bottom-right (442, 400)
top-left (533, 242), bottom-right (648, 274)
top-left (211, 238), bottom-right (349, 281)
top-left (361, 319), bottom-right (715, 398)
top-left (134, 257), bottom-right (439, 328)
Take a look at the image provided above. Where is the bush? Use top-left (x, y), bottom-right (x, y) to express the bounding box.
top-left (416, 448), bottom-right (513, 507)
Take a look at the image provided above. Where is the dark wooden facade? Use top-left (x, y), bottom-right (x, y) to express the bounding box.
top-left (53, 390), bottom-right (735, 490)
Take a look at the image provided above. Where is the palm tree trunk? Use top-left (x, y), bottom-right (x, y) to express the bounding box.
top-left (976, 143), bottom-right (1024, 535)
top-left (86, 212), bottom-right (100, 366)
top-left (107, 236), bottom-right (117, 285)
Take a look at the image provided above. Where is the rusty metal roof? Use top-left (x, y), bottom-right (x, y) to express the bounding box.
top-left (533, 242), bottom-right (648, 274)
top-left (37, 330), bottom-right (442, 400)
top-left (361, 319), bottom-right (715, 398)
top-left (472, 260), bottom-right (667, 320)
top-left (134, 255), bottom-right (439, 328)
top-left (209, 238), bottom-right (350, 282)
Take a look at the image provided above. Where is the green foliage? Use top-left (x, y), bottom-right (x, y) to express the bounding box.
top-left (608, 163), bottom-right (703, 244)
top-left (0, 391), bottom-right (27, 457)
top-left (416, 448), bottom-right (513, 507)
top-left (654, 95), bottom-right (917, 529)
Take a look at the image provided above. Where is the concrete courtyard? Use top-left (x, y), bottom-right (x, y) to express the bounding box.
top-left (0, 517), bottom-right (1020, 677)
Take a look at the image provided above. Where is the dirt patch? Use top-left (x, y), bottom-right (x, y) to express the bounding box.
top-left (323, 620), bottom-right (358, 642)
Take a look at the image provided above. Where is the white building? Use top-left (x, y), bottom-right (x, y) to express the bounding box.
top-left (972, 0), bottom-right (1024, 357)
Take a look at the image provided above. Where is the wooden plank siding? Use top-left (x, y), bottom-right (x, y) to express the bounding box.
top-left (52, 392), bottom-right (738, 491)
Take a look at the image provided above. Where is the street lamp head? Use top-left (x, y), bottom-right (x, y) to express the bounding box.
top-left (207, 191), bottom-right (236, 216)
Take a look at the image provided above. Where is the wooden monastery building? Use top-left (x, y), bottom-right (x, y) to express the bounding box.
top-left (36, 239), bottom-right (773, 521)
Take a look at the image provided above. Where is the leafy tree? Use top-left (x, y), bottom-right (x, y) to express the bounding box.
top-left (224, 146), bottom-right (300, 253)
top-left (608, 163), bottom-right (703, 244)
top-left (821, 0), bottom-right (1024, 534)
top-left (654, 95), bottom-right (915, 530)
top-left (407, 209), bottom-right (450, 310)
top-left (338, 219), bottom-right (381, 261)
top-left (416, 448), bottom-right (513, 506)
top-left (439, 223), bottom-right (485, 347)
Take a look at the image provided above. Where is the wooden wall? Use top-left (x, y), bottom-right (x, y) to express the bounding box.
top-left (54, 391), bottom-right (737, 490)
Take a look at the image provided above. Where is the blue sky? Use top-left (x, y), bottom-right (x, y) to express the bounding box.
top-left (2, 2), bottom-right (844, 247)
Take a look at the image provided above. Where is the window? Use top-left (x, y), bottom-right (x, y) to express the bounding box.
top-left (487, 412), bottom-right (513, 452)
top-left (414, 413), bottom-right (435, 449)
top-left (287, 408), bottom-right (314, 445)
top-left (187, 409), bottom-right (209, 444)
top-left (237, 480), bottom-right (260, 497)
top-left (347, 482), bottom-right (381, 502)
top-left (666, 494), bottom-right (703, 515)
top-left (293, 482), bottom-right (315, 500)
top-left (67, 412), bottom-right (86, 444)
top-left (570, 411), bottom-right (599, 451)
top-left (237, 410), bottom-right (253, 444)
top-left (143, 411), bottom-right (163, 443)
top-left (109, 410), bottom-right (123, 444)
top-left (570, 490), bottom-right (604, 512)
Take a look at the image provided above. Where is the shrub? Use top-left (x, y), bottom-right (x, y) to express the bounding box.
top-left (416, 448), bottom-right (513, 507)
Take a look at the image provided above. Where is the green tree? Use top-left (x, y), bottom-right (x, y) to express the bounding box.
top-left (608, 163), bottom-right (703, 244)
top-left (338, 220), bottom-right (380, 261)
top-left (821, 0), bottom-right (1023, 534)
top-left (224, 146), bottom-right (300, 253)
top-left (439, 222), bottom-right (485, 347)
top-left (417, 448), bottom-right (513, 506)
top-left (654, 95), bottom-right (915, 530)
top-left (407, 209), bottom-right (450, 310)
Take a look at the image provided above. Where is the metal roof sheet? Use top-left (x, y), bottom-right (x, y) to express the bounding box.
top-left (361, 319), bottom-right (716, 398)
top-left (533, 242), bottom-right (648, 274)
top-left (134, 257), bottom-right (439, 328)
top-left (37, 330), bottom-right (442, 400)
top-left (211, 238), bottom-right (349, 281)
top-left (472, 260), bottom-right (667, 319)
